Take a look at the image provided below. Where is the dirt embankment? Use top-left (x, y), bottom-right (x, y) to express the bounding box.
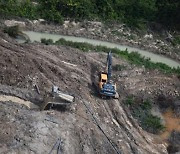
top-left (0, 30), bottom-right (180, 154)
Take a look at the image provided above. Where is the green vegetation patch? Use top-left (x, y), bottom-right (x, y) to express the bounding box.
top-left (173, 35), bottom-right (180, 46)
top-left (141, 114), bottom-right (164, 133)
top-left (0, 0), bottom-right (63, 24)
top-left (41, 38), bottom-right (180, 75)
top-left (4, 25), bottom-right (20, 38)
top-left (0, 0), bottom-right (179, 29)
top-left (41, 38), bottom-right (53, 45)
top-left (125, 96), bottom-right (165, 134)
top-left (113, 64), bottom-right (127, 71)
top-left (0, 0), bottom-right (38, 19)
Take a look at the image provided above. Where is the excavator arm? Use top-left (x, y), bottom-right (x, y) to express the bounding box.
top-left (99, 52), bottom-right (119, 98)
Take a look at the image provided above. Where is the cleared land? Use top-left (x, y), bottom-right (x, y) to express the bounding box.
top-left (0, 30), bottom-right (179, 154)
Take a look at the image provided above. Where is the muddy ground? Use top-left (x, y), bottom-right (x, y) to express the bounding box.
top-left (0, 28), bottom-right (180, 154)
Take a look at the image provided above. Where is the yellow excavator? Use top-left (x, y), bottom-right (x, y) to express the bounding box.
top-left (99, 52), bottom-right (119, 98)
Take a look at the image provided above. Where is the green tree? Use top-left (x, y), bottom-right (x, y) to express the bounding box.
top-left (156, 0), bottom-right (180, 29)
top-left (95, 0), bottom-right (118, 20)
top-left (38, 0), bottom-right (63, 23)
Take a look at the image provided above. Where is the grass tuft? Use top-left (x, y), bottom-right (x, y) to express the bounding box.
top-left (40, 38), bottom-right (180, 75)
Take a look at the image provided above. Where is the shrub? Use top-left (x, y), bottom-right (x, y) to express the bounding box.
top-left (43, 10), bottom-right (64, 24)
top-left (41, 38), bottom-right (53, 45)
top-left (125, 97), bottom-right (164, 134)
top-left (141, 114), bottom-right (165, 133)
top-left (141, 99), bottom-right (152, 110)
top-left (125, 96), bottom-right (134, 106)
top-left (173, 35), bottom-right (180, 46)
top-left (4, 25), bottom-right (20, 38)
top-left (113, 64), bottom-right (126, 71)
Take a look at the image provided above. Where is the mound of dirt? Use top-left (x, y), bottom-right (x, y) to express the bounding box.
top-left (0, 30), bottom-right (180, 153)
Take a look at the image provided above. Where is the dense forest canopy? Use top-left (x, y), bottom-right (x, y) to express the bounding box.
top-left (0, 0), bottom-right (179, 29)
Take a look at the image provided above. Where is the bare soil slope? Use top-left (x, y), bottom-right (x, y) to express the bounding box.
top-left (0, 31), bottom-right (180, 154)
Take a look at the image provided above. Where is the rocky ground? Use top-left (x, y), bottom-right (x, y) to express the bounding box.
top-left (0, 28), bottom-right (180, 154)
top-left (2, 19), bottom-right (179, 62)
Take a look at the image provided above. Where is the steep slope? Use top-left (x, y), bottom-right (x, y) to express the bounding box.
top-left (0, 31), bottom-right (179, 154)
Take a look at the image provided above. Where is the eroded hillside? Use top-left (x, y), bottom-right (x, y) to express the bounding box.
top-left (0, 31), bottom-right (180, 154)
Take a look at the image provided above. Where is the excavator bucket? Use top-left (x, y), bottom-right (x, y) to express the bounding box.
top-left (41, 86), bottom-right (75, 110)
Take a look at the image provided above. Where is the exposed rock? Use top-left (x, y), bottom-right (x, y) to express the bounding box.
top-left (144, 34), bottom-right (153, 39)
top-left (4, 20), bottom-right (26, 28)
top-left (38, 19), bottom-right (45, 23)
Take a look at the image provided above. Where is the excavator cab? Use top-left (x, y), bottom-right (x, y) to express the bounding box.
top-left (99, 72), bottom-right (108, 88)
top-left (99, 72), bottom-right (117, 97)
